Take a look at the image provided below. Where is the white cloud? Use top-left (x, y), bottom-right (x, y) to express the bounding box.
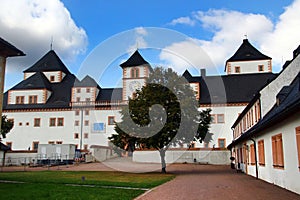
top-left (165, 1), bottom-right (300, 74)
top-left (169, 17), bottom-right (196, 26)
top-left (159, 38), bottom-right (214, 74)
top-left (127, 27), bottom-right (148, 53)
top-left (0, 0), bottom-right (88, 72)
top-left (260, 0), bottom-right (300, 68)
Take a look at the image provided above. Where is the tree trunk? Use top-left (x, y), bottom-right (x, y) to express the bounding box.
top-left (159, 149), bottom-right (167, 173)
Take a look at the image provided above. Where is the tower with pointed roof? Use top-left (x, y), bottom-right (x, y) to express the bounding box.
top-left (225, 39), bottom-right (272, 75)
top-left (120, 50), bottom-right (151, 100)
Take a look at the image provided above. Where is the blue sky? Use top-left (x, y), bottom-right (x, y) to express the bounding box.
top-left (1, 0), bottom-right (299, 90)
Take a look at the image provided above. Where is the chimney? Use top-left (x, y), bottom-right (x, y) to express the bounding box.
top-left (200, 68), bottom-right (206, 77)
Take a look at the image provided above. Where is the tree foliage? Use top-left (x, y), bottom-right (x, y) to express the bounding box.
top-left (109, 67), bottom-right (211, 172)
top-left (1, 115), bottom-right (14, 139)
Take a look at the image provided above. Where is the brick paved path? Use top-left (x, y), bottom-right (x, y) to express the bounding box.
top-left (136, 164), bottom-right (300, 200)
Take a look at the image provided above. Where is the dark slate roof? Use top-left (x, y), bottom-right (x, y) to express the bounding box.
top-left (120, 50), bottom-right (149, 68)
top-left (228, 73), bottom-right (300, 149)
top-left (74, 75), bottom-right (101, 89)
top-left (10, 72), bottom-right (52, 91)
top-left (183, 72), bottom-right (277, 104)
top-left (226, 39), bottom-right (271, 65)
top-left (23, 50), bottom-right (70, 74)
top-left (3, 74), bottom-right (76, 110)
top-left (96, 88), bottom-right (122, 101)
top-left (0, 37), bottom-right (25, 57)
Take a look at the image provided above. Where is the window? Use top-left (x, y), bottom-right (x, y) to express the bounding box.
top-left (235, 66), bottom-right (240, 73)
top-left (26, 122), bottom-right (29, 126)
top-left (86, 88), bottom-right (90, 93)
top-left (258, 65), bottom-right (264, 72)
top-left (218, 138), bottom-right (226, 148)
top-left (74, 120), bottom-right (79, 126)
top-left (204, 142), bottom-right (209, 148)
top-left (75, 110), bottom-right (80, 116)
top-left (48, 141), bottom-right (55, 144)
top-left (258, 140), bottom-right (265, 166)
top-left (84, 133), bottom-right (88, 138)
top-left (74, 133), bottom-right (79, 139)
top-left (34, 118), bottom-right (41, 127)
top-left (19, 122), bottom-right (22, 126)
top-left (130, 68), bottom-right (139, 78)
top-left (92, 123), bottom-right (105, 132)
top-left (32, 141), bottom-right (39, 150)
top-left (108, 116), bottom-right (115, 125)
top-left (76, 88), bottom-right (81, 93)
top-left (49, 118), bottom-right (56, 127)
top-left (217, 114), bottom-right (225, 123)
top-left (50, 75), bottom-right (55, 82)
top-left (57, 118), bottom-right (64, 126)
top-left (85, 98), bottom-right (91, 102)
top-left (85, 110), bottom-right (89, 115)
top-left (16, 96), bottom-right (24, 104)
top-left (211, 114), bottom-right (224, 123)
top-left (84, 144), bottom-right (88, 150)
top-left (6, 142), bottom-right (12, 149)
top-left (84, 120), bottom-right (89, 126)
top-left (250, 144), bottom-right (255, 165)
top-left (76, 97), bottom-right (81, 102)
top-left (295, 127), bottom-right (300, 169)
top-left (29, 95), bottom-right (38, 104)
top-left (272, 133), bottom-right (284, 168)
top-left (56, 141), bottom-right (63, 144)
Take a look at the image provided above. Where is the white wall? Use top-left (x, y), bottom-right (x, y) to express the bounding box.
top-left (199, 105), bottom-right (245, 148)
top-left (133, 149), bottom-right (231, 165)
top-left (228, 59), bottom-right (271, 75)
top-left (244, 113), bottom-right (300, 195)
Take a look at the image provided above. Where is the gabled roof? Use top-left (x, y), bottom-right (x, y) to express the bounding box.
top-left (0, 37), bottom-right (25, 57)
top-left (226, 39), bottom-right (271, 64)
top-left (23, 50), bottom-right (70, 74)
top-left (74, 75), bottom-right (100, 89)
top-left (96, 88), bottom-right (122, 101)
top-left (183, 71), bottom-right (276, 104)
top-left (120, 50), bottom-right (149, 68)
top-left (10, 72), bottom-right (52, 91)
top-left (228, 73), bottom-right (300, 149)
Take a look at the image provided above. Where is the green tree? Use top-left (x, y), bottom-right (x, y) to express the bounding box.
top-left (1, 115), bottom-right (14, 139)
top-left (109, 67), bottom-right (211, 173)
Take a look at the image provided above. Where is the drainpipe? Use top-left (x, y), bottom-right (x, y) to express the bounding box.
top-left (250, 138), bottom-right (258, 179)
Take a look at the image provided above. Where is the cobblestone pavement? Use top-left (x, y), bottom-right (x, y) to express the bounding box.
top-left (1, 158), bottom-right (299, 200)
top-left (136, 164), bottom-right (300, 200)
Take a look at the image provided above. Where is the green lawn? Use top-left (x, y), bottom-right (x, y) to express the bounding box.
top-left (0, 171), bottom-right (175, 200)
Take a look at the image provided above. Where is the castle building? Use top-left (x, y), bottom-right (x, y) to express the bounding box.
top-left (228, 46), bottom-right (300, 194)
top-left (2, 39), bottom-right (276, 154)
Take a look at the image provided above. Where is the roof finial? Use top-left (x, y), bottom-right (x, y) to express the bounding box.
top-left (136, 41), bottom-right (139, 50)
top-left (244, 34), bottom-right (248, 39)
top-left (50, 36), bottom-right (53, 50)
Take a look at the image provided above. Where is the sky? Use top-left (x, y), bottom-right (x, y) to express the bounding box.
top-left (1, 0), bottom-right (300, 90)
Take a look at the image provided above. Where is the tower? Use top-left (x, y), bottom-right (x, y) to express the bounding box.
top-left (120, 50), bottom-right (151, 101)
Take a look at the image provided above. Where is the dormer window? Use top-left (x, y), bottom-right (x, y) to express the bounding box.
top-left (29, 95), bottom-right (38, 104)
top-left (50, 75), bottom-right (55, 82)
top-left (258, 65), bottom-right (264, 72)
top-left (235, 66), bottom-right (240, 73)
top-left (16, 96), bottom-right (24, 104)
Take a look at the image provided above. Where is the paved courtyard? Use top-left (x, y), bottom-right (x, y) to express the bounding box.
top-left (1, 158), bottom-right (299, 200)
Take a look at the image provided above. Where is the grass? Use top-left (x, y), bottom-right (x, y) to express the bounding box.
top-left (0, 171), bottom-right (175, 200)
